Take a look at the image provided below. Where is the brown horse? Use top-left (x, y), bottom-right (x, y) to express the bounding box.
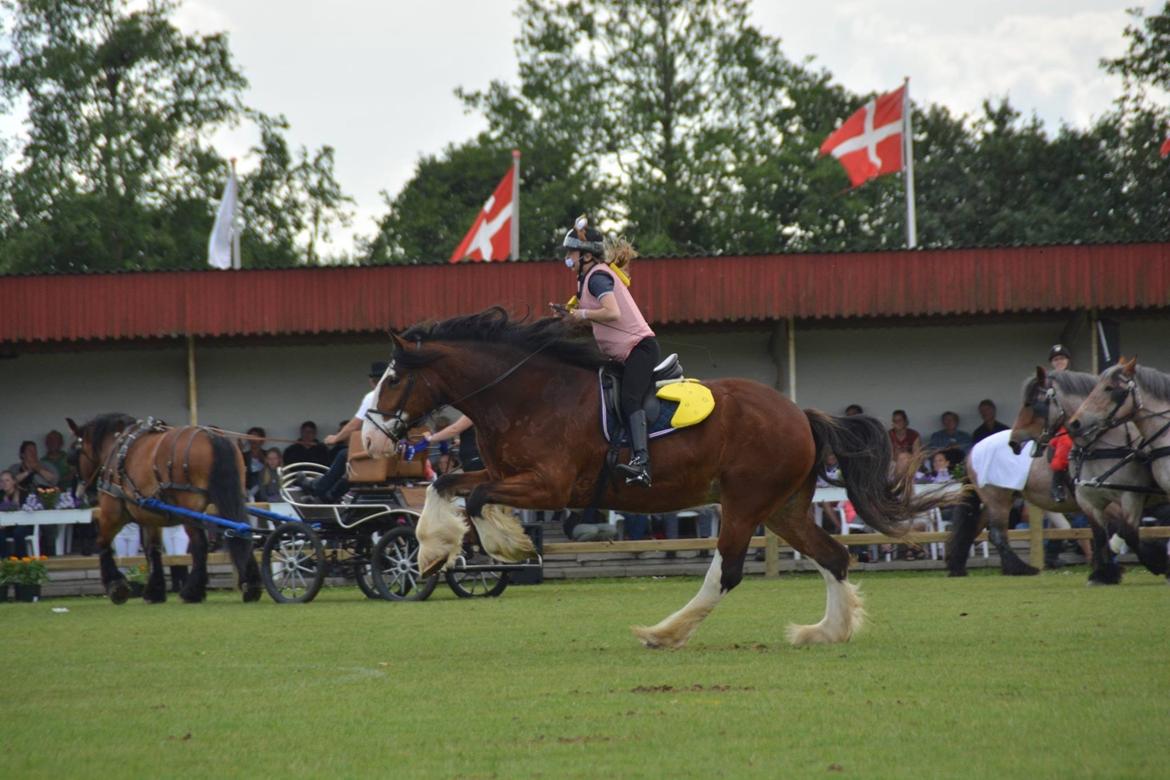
top-left (67, 413), bottom-right (262, 604)
top-left (361, 308), bottom-right (955, 649)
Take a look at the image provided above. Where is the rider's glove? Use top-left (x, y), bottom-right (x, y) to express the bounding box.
top-left (401, 436), bottom-right (430, 461)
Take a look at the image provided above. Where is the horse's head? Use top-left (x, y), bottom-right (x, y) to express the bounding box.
top-left (361, 332), bottom-right (448, 457)
top-left (1008, 366), bottom-right (1059, 455)
top-left (66, 413), bottom-right (133, 492)
top-left (1067, 357), bottom-right (1138, 439)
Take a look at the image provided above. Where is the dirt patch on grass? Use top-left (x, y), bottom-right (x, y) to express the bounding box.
top-left (630, 683), bottom-right (755, 694)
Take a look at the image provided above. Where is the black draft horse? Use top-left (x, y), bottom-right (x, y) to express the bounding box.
top-left (361, 309), bottom-right (958, 649)
top-left (68, 413), bottom-right (262, 604)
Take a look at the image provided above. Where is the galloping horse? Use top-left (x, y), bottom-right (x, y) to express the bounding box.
top-left (1006, 368), bottom-right (1165, 584)
top-left (361, 308), bottom-right (957, 649)
top-left (945, 369), bottom-right (1165, 582)
top-left (67, 413), bottom-right (262, 603)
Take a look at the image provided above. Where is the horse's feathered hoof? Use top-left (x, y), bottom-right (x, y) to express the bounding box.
top-left (180, 584), bottom-right (207, 603)
top-left (108, 580), bottom-right (130, 605)
top-left (242, 584), bottom-right (263, 603)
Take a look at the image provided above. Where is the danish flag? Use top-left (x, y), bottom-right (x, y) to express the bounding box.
top-left (450, 165), bottom-right (515, 263)
top-left (820, 84), bottom-right (907, 188)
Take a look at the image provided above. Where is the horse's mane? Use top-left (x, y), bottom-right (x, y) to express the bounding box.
top-left (1021, 370), bottom-right (1097, 401)
top-left (397, 307), bottom-right (607, 370)
top-left (84, 412), bottom-right (136, 447)
top-left (1106, 363), bottom-right (1170, 403)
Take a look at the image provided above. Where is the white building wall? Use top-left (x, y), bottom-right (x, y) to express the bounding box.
top-left (2, 313), bottom-right (1167, 465)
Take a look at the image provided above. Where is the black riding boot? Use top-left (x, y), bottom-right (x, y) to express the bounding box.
top-left (170, 565), bottom-right (189, 594)
top-left (616, 410), bottom-right (652, 487)
top-left (1050, 469), bottom-right (1073, 503)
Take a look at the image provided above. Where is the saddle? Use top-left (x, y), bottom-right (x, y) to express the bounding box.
top-left (599, 353), bottom-right (715, 445)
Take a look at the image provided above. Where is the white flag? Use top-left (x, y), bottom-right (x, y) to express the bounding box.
top-left (208, 168), bottom-right (237, 269)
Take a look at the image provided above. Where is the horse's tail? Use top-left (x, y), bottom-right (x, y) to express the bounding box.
top-left (207, 433), bottom-right (247, 525)
top-left (804, 410), bottom-right (962, 537)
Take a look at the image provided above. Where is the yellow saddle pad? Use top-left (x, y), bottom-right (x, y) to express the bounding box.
top-left (656, 379), bottom-right (715, 429)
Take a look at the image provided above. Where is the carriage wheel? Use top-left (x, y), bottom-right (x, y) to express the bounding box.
top-left (371, 527), bottom-right (439, 601)
top-left (445, 561), bottom-right (510, 599)
top-left (261, 521), bottom-right (326, 603)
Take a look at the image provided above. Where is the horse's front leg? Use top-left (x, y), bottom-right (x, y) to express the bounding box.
top-left (432, 469), bottom-right (491, 498)
top-left (416, 472), bottom-right (558, 577)
top-left (96, 497), bottom-right (130, 604)
top-left (142, 525), bottom-right (167, 603)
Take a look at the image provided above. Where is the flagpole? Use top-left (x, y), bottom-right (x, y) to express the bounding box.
top-left (902, 77), bottom-right (918, 249)
top-left (230, 158), bottom-right (241, 269)
top-left (510, 149), bottom-right (520, 261)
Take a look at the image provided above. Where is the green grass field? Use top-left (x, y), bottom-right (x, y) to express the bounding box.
top-left (3, 569), bottom-right (1167, 779)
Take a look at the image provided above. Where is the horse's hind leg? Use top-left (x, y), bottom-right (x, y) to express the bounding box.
top-left (180, 526), bottom-right (209, 603)
top-left (767, 481), bottom-right (864, 646)
top-left (142, 526), bottom-right (167, 603)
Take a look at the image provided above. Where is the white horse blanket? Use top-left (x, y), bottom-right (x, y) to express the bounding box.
top-left (969, 429), bottom-right (1033, 491)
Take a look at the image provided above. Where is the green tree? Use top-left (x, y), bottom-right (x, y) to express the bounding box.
top-left (0, 0), bottom-right (350, 273)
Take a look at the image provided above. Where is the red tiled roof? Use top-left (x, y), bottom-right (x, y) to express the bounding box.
top-left (1, 243), bottom-right (1167, 345)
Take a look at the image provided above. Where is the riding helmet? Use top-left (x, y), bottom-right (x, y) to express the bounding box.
top-left (1048, 344), bottom-right (1071, 361)
top-left (562, 215), bottom-right (604, 257)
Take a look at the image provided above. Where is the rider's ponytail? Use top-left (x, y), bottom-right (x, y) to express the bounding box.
top-left (603, 235), bottom-right (637, 275)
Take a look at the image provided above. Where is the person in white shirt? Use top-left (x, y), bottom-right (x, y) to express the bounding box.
top-left (297, 362), bottom-right (386, 501)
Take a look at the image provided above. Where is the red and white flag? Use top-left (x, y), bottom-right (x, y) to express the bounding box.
top-left (1160, 132), bottom-right (1170, 159)
top-left (450, 165), bottom-right (516, 263)
top-left (820, 84), bottom-right (907, 188)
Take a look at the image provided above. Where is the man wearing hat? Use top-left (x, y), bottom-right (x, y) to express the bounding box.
top-left (298, 361), bottom-right (388, 501)
top-left (1049, 344), bottom-right (1072, 372)
top-left (1046, 345), bottom-right (1075, 501)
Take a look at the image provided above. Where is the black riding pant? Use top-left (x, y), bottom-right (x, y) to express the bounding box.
top-left (620, 337), bottom-right (661, 420)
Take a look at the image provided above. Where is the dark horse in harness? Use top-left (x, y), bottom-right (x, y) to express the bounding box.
top-left (361, 308), bottom-right (958, 649)
top-left (67, 413), bottom-right (262, 604)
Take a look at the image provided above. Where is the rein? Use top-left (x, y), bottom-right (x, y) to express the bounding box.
top-left (364, 339), bottom-right (555, 442)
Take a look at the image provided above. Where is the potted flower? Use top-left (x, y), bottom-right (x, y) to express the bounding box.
top-left (124, 563), bottom-right (148, 597)
top-left (11, 555), bottom-right (49, 602)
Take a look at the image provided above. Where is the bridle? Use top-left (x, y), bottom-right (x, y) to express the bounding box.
top-left (363, 339), bottom-right (554, 443)
top-left (1028, 380), bottom-right (1063, 455)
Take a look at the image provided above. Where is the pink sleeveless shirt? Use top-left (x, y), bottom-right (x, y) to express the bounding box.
top-left (580, 265), bottom-right (655, 363)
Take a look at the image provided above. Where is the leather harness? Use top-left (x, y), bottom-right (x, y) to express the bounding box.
top-left (98, 418), bottom-right (212, 504)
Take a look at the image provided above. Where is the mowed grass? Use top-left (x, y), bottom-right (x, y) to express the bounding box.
top-left (2, 568), bottom-right (1167, 779)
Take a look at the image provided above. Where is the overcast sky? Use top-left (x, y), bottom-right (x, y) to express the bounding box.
top-left (4, 1), bottom-right (1156, 255)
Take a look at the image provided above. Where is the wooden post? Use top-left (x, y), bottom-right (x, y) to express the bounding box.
top-left (1027, 502), bottom-right (1045, 570)
top-left (186, 334), bottom-right (198, 426)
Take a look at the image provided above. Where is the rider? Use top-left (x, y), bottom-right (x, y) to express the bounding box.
top-left (1047, 344), bottom-right (1075, 502)
top-left (558, 216), bottom-right (658, 488)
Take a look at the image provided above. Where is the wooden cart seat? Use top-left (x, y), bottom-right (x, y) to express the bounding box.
top-left (346, 431), bottom-right (427, 482)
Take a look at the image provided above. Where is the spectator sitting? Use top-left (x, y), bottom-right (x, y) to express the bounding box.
top-left (926, 411), bottom-right (973, 456)
top-left (283, 421), bottom-right (330, 468)
top-left (42, 430), bottom-right (74, 488)
top-left (9, 440), bottom-right (59, 498)
top-left (971, 399), bottom-right (1009, 444)
top-left (252, 448), bottom-right (284, 502)
top-left (563, 508), bottom-right (617, 541)
top-left (921, 451), bottom-right (956, 484)
top-left (845, 404), bottom-right (864, 416)
top-left (241, 427), bottom-right (267, 492)
top-left (888, 410), bottom-right (921, 456)
top-left (1, 469), bottom-right (32, 558)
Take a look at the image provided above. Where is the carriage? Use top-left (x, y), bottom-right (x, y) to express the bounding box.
top-left (254, 432), bottom-right (539, 603)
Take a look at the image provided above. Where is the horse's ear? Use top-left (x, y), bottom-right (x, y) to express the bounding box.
top-left (66, 417), bottom-right (80, 436)
top-left (1121, 356), bottom-right (1137, 377)
top-left (1035, 365), bottom-right (1047, 382)
top-left (390, 331), bottom-right (410, 351)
